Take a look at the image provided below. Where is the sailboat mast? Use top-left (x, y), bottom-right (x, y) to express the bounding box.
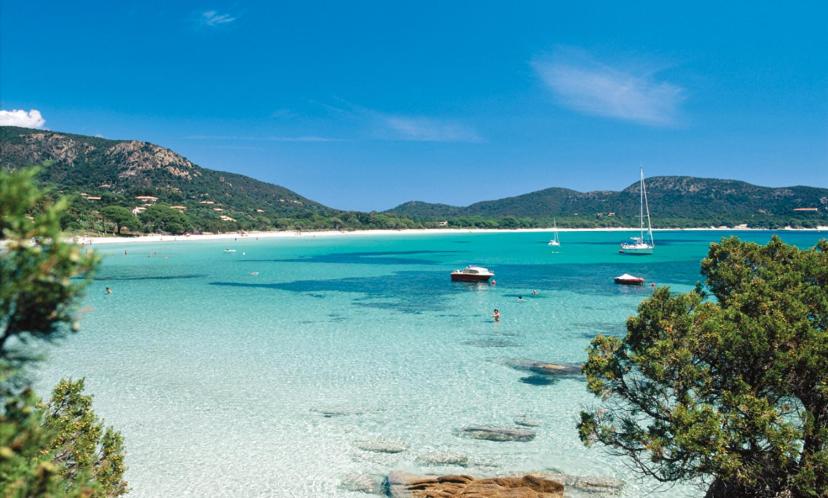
top-left (639, 168), bottom-right (644, 240)
top-left (642, 169), bottom-right (654, 247)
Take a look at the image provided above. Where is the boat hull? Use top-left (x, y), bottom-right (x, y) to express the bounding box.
top-left (619, 248), bottom-right (653, 255)
top-left (619, 243), bottom-right (653, 255)
top-left (614, 277), bottom-right (645, 285)
top-left (451, 273), bottom-right (493, 282)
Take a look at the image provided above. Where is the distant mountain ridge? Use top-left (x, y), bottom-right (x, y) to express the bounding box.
top-left (1, 125), bottom-right (826, 231)
top-left (387, 176), bottom-right (828, 227)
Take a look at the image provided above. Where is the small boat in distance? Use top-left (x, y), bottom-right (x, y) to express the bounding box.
top-left (451, 265), bottom-right (494, 282)
top-left (620, 167), bottom-right (655, 255)
top-left (614, 273), bottom-right (645, 285)
top-left (548, 219), bottom-right (561, 247)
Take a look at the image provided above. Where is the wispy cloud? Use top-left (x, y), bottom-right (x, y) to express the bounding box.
top-left (184, 101), bottom-right (481, 145)
top-left (184, 134), bottom-right (345, 143)
top-left (200, 10), bottom-right (237, 27)
top-left (532, 48), bottom-right (685, 126)
top-left (0, 109), bottom-right (46, 128)
top-left (319, 100), bottom-right (482, 143)
top-left (377, 114), bottom-right (482, 143)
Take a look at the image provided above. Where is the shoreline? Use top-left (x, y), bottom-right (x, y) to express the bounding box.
top-left (73, 226), bottom-right (828, 246)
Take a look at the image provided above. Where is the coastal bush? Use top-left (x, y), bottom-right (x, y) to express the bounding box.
top-left (138, 204), bottom-right (191, 234)
top-left (578, 236), bottom-right (828, 498)
top-left (0, 168), bottom-right (128, 496)
top-left (100, 205), bottom-right (138, 235)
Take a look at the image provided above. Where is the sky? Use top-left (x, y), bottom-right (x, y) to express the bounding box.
top-left (1, 1), bottom-right (827, 211)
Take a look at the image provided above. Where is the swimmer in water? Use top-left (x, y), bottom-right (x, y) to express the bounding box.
top-left (517, 296), bottom-right (525, 302)
top-left (531, 289), bottom-right (539, 296)
top-left (490, 279), bottom-right (496, 286)
top-left (493, 309), bottom-right (501, 322)
top-left (105, 287), bottom-right (112, 295)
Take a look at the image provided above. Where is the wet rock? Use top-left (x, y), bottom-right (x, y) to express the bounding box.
top-left (507, 359), bottom-right (583, 377)
top-left (385, 471), bottom-right (564, 498)
top-left (457, 425), bottom-right (536, 442)
top-left (339, 473), bottom-right (384, 494)
top-left (355, 438), bottom-right (409, 454)
top-left (514, 416), bottom-right (542, 427)
top-left (415, 451), bottom-right (470, 467)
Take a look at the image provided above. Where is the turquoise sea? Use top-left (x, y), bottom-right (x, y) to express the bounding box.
top-left (34, 230), bottom-right (826, 497)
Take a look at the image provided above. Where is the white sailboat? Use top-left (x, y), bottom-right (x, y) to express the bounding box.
top-left (548, 218), bottom-right (561, 247)
top-left (619, 168), bottom-right (655, 255)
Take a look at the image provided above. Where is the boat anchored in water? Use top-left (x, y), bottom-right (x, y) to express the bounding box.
top-left (620, 167), bottom-right (655, 255)
top-left (548, 218), bottom-right (561, 247)
top-left (614, 273), bottom-right (645, 285)
top-left (450, 265), bottom-right (494, 282)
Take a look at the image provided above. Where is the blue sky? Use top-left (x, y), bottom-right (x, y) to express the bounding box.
top-left (1, 1), bottom-right (826, 210)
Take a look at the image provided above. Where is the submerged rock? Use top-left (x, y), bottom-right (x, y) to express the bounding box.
top-left (339, 473), bottom-right (384, 494)
top-left (310, 406), bottom-right (365, 418)
top-left (415, 451), bottom-right (470, 467)
top-left (507, 359), bottom-right (583, 377)
top-left (457, 425), bottom-right (536, 442)
top-left (514, 416), bottom-right (542, 427)
top-left (541, 472), bottom-right (624, 496)
top-left (463, 338), bottom-right (522, 348)
top-left (520, 374), bottom-right (558, 386)
top-left (385, 471), bottom-right (564, 498)
top-left (355, 438), bottom-right (409, 454)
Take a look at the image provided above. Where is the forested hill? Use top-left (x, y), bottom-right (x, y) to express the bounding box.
top-left (2, 125), bottom-right (826, 233)
top-left (387, 176), bottom-right (828, 228)
top-left (0, 126), bottom-right (416, 233)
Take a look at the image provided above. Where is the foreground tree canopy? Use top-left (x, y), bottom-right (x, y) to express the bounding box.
top-left (579, 236), bottom-right (827, 498)
top-left (1, 168), bottom-right (127, 496)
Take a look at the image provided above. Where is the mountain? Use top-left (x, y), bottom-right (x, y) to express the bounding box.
top-left (0, 126), bottom-right (417, 233)
top-left (387, 176), bottom-right (828, 228)
top-left (2, 125), bottom-right (826, 232)
top-left (0, 126), bottom-right (328, 213)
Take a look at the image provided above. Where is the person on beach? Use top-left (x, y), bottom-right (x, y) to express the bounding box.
top-left (493, 309), bottom-right (501, 322)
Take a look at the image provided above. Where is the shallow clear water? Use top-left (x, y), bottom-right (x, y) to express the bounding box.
top-left (34, 230), bottom-right (825, 497)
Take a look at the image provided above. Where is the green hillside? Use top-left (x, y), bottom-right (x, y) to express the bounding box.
top-left (387, 176), bottom-right (828, 228)
top-left (0, 126), bottom-right (418, 234)
top-left (2, 125), bottom-right (826, 233)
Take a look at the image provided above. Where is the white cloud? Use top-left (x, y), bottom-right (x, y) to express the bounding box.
top-left (200, 10), bottom-right (237, 27)
top-left (532, 48), bottom-right (685, 126)
top-left (0, 109), bottom-right (46, 128)
top-left (378, 114), bottom-right (482, 143)
top-left (312, 100), bottom-right (482, 143)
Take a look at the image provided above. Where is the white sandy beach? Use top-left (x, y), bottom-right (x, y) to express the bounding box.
top-left (72, 226), bottom-right (828, 246)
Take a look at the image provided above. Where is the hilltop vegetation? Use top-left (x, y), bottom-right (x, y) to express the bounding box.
top-left (1, 125), bottom-right (826, 234)
top-left (388, 177), bottom-right (828, 229)
top-left (0, 126), bottom-right (421, 234)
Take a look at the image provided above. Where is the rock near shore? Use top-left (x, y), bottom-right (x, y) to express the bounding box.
top-left (506, 359), bottom-right (583, 377)
top-left (456, 425), bottom-right (537, 442)
top-left (385, 471), bottom-right (564, 498)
